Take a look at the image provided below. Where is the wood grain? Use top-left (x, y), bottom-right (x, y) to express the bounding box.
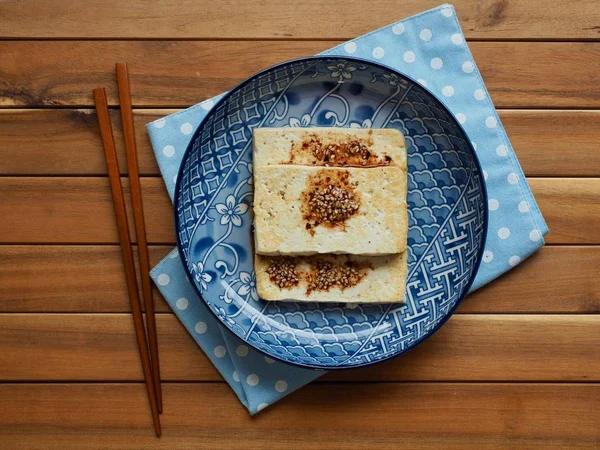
top-left (1, 41), bottom-right (599, 108)
top-left (0, 383), bottom-right (598, 449)
top-left (1, 246), bottom-right (599, 313)
top-left (1, 0), bottom-right (599, 39)
top-left (0, 314), bottom-right (598, 382)
top-left (1, 177), bottom-right (598, 244)
top-left (0, 109), bottom-right (131, 175)
top-left (497, 110), bottom-right (600, 177)
top-left (0, 246), bottom-right (133, 312)
top-left (0, 177), bottom-right (171, 244)
top-left (0, 177), bottom-right (136, 244)
top-left (3, 109), bottom-right (600, 177)
top-left (462, 246), bottom-right (600, 313)
top-left (533, 178), bottom-right (600, 244)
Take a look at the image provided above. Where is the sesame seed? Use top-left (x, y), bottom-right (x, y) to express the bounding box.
top-left (306, 260), bottom-right (368, 294)
top-left (296, 135), bottom-right (392, 167)
top-left (266, 258), bottom-right (299, 289)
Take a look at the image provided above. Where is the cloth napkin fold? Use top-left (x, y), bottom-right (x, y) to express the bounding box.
top-left (147, 3), bottom-right (549, 414)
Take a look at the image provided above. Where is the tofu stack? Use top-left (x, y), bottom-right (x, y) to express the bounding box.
top-left (252, 128), bottom-right (409, 303)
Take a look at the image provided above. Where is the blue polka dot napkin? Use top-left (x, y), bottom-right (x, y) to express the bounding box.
top-left (147, 3), bottom-right (548, 414)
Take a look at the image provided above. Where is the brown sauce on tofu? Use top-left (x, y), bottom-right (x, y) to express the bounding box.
top-left (305, 259), bottom-right (369, 294)
top-left (265, 257), bottom-right (299, 289)
top-left (301, 170), bottom-right (360, 234)
top-left (289, 134), bottom-right (392, 167)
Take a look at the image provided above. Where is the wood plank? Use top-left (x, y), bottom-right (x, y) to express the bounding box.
top-left (0, 109), bottom-right (130, 176)
top-left (1, 41), bottom-right (599, 108)
top-left (0, 109), bottom-right (163, 176)
top-left (532, 178), bottom-right (600, 244)
top-left (1, 0), bottom-right (599, 39)
top-left (0, 177), bottom-right (174, 244)
top-left (2, 246), bottom-right (599, 313)
top-left (0, 314), bottom-right (598, 382)
top-left (497, 110), bottom-right (600, 177)
top-left (0, 244), bottom-right (172, 313)
top-left (0, 177), bottom-right (132, 244)
top-left (1, 177), bottom-right (599, 244)
top-left (3, 109), bottom-right (600, 177)
top-left (0, 246), bottom-right (131, 312)
top-left (0, 383), bottom-right (598, 449)
top-left (461, 246), bottom-right (600, 313)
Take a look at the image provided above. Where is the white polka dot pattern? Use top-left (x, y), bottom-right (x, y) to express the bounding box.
top-left (529, 229), bottom-right (542, 242)
top-left (194, 321), bottom-right (207, 334)
top-left (372, 47), bottom-right (385, 59)
top-left (509, 256), bottom-right (521, 267)
top-left (498, 228), bottom-right (511, 239)
top-left (214, 345), bottom-right (226, 358)
top-left (419, 29), bottom-right (432, 41)
top-left (275, 380), bottom-right (288, 393)
top-left (485, 116), bottom-right (497, 128)
top-left (392, 23), bottom-right (404, 35)
top-left (451, 33), bottom-right (463, 45)
top-left (180, 123), bottom-right (193, 135)
top-left (518, 201), bottom-right (530, 213)
top-left (176, 297), bottom-right (188, 310)
top-left (344, 42), bottom-right (357, 54)
top-left (462, 61), bottom-right (474, 73)
top-left (430, 57), bottom-right (443, 70)
top-left (162, 145), bottom-right (175, 157)
top-left (247, 374), bottom-right (259, 386)
top-left (403, 51), bottom-right (416, 63)
top-left (157, 274), bottom-right (170, 286)
top-left (442, 85), bottom-right (454, 97)
top-left (482, 251), bottom-right (493, 263)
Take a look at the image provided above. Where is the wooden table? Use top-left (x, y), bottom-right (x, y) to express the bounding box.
top-left (1, 1), bottom-right (599, 448)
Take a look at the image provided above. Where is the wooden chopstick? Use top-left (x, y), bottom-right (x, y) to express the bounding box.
top-left (115, 62), bottom-right (163, 414)
top-left (93, 87), bottom-right (162, 437)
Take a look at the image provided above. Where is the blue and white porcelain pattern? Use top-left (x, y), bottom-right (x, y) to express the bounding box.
top-left (174, 57), bottom-right (487, 369)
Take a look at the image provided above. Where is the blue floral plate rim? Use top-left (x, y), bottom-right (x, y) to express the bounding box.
top-left (173, 55), bottom-right (489, 370)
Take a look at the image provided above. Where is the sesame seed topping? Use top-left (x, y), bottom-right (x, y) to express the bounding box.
top-left (265, 257), bottom-right (299, 289)
top-left (308, 183), bottom-right (359, 223)
top-left (293, 135), bottom-right (392, 167)
top-left (302, 170), bottom-right (360, 232)
top-left (305, 260), bottom-right (368, 294)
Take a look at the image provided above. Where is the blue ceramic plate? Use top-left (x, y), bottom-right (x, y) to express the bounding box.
top-left (175, 57), bottom-right (487, 369)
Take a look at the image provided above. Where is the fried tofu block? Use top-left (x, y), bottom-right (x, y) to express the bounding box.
top-left (255, 252), bottom-right (407, 303)
top-left (253, 127), bottom-right (407, 169)
top-left (253, 165), bottom-right (407, 256)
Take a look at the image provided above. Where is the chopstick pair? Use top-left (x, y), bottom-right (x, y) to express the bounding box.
top-left (93, 63), bottom-right (162, 437)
